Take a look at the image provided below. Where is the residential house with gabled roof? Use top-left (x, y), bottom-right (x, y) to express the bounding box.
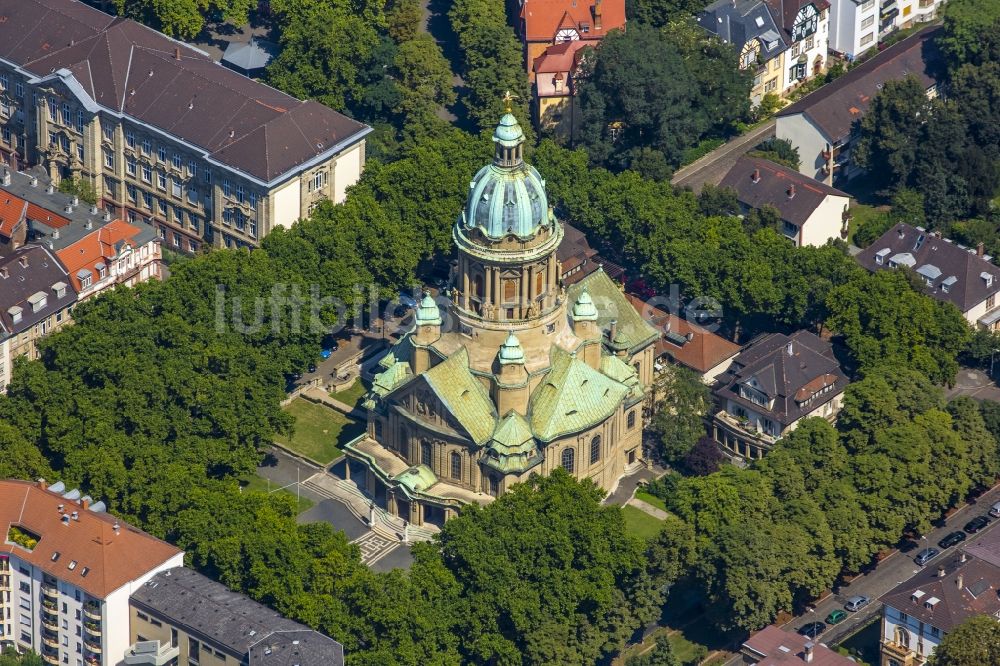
top-left (742, 624), bottom-right (857, 665)
top-left (878, 542), bottom-right (1000, 666)
top-left (625, 293), bottom-right (742, 383)
top-left (711, 330), bottom-right (848, 460)
top-left (719, 156), bottom-right (851, 246)
top-left (0, 478), bottom-right (184, 664)
top-left (0, 0), bottom-right (371, 252)
top-left (856, 223), bottom-right (1000, 329)
top-left (55, 218), bottom-right (161, 301)
top-left (344, 112), bottom-right (657, 528)
top-left (0, 244), bottom-right (77, 391)
top-left (776, 25), bottom-right (941, 184)
top-left (518, 0), bottom-right (625, 137)
top-left (699, 0), bottom-right (829, 105)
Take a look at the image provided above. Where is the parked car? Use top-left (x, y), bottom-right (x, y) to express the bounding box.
top-left (990, 501), bottom-right (1000, 519)
top-left (826, 609), bottom-right (847, 625)
top-left (964, 516), bottom-right (990, 534)
top-left (308, 363), bottom-right (317, 373)
top-left (844, 595), bottom-right (870, 612)
top-left (320, 348), bottom-right (332, 360)
top-left (797, 622), bottom-right (826, 639)
top-left (914, 547), bottom-right (939, 565)
top-left (938, 531), bottom-right (967, 549)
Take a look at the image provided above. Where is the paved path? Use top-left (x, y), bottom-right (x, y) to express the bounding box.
top-left (948, 367), bottom-right (1000, 403)
top-left (671, 120), bottom-right (777, 192)
top-left (604, 464), bottom-right (665, 506)
top-left (353, 531), bottom-right (401, 566)
top-left (628, 497), bottom-right (670, 520)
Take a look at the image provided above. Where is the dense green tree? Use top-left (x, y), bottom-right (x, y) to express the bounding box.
top-left (646, 515), bottom-right (696, 588)
top-left (577, 23), bottom-right (750, 171)
top-left (651, 366), bottom-right (711, 464)
top-left (434, 470), bottom-right (660, 666)
top-left (929, 614), bottom-right (1000, 665)
top-left (939, 0), bottom-right (1000, 69)
top-left (0, 648), bottom-right (44, 666)
top-left (0, 422), bottom-right (52, 481)
top-left (625, 0), bottom-right (703, 27)
top-left (111, 0), bottom-right (256, 39)
top-left (625, 636), bottom-right (681, 666)
top-left (392, 35), bottom-right (457, 123)
top-left (385, 0), bottom-right (423, 42)
top-left (947, 397), bottom-right (1000, 490)
top-left (748, 138), bottom-right (801, 170)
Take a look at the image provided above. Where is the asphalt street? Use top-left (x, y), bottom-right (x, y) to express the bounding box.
top-left (786, 484), bottom-right (1000, 647)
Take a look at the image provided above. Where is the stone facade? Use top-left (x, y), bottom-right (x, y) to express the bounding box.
top-left (344, 111), bottom-right (657, 526)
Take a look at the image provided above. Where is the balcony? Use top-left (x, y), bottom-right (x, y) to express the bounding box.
top-left (41, 652), bottom-right (59, 666)
top-left (41, 613), bottom-right (59, 631)
top-left (42, 582), bottom-right (58, 599)
top-left (881, 639), bottom-right (913, 660)
top-left (84, 620), bottom-right (102, 637)
top-left (83, 601), bottom-right (102, 621)
top-left (85, 657), bottom-right (103, 666)
top-left (84, 639), bottom-right (102, 655)
top-left (41, 631), bottom-right (60, 649)
top-left (124, 640), bottom-right (180, 666)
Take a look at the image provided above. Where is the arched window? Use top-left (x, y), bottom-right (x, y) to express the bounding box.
top-left (894, 627), bottom-right (910, 649)
top-left (488, 476), bottom-right (500, 497)
top-left (627, 410), bottom-right (636, 430)
top-left (561, 448), bottom-right (575, 473)
top-left (473, 273), bottom-right (484, 298)
top-left (590, 436), bottom-right (601, 464)
top-left (451, 452), bottom-right (461, 480)
top-left (421, 440), bottom-right (432, 467)
top-left (503, 279), bottom-right (517, 303)
top-left (535, 271), bottom-right (544, 296)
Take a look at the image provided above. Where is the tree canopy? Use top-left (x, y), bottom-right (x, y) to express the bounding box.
top-left (930, 615), bottom-right (1000, 665)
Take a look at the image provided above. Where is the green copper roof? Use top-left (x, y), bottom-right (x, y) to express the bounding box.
top-left (498, 331), bottom-right (525, 365)
top-left (461, 112), bottom-right (552, 240)
top-left (371, 354), bottom-right (412, 397)
top-left (494, 113), bottom-right (524, 147)
top-left (484, 411), bottom-right (543, 474)
top-left (567, 269), bottom-right (659, 353)
top-left (415, 291), bottom-right (442, 326)
top-left (601, 354), bottom-right (644, 401)
top-left (529, 347), bottom-right (630, 442)
top-left (572, 290), bottom-right (599, 321)
top-left (395, 465), bottom-right (438, 494)
top-left (423, 347), bottom-right (497, 445)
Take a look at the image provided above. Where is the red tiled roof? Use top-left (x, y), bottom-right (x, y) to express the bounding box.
top-left (56, 219), bottom-right (145, 292)
top-left (521, 0), bottom-right (626, 43)
top-left (534, 39), bottom-right (590, 73)
top-left (743, 625), bottom-right (855, 665)
top-left (0, 191), bottom-right (27, 237)
top-left (26, 202), bottom-right (70, 229)
top-left (625, 294), bottom-right (741, 373)
top-left (0, 480), bottom-right (182, 599)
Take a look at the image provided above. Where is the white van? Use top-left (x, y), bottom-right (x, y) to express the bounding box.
top-left (990, 501), bottom-right (1000, 518)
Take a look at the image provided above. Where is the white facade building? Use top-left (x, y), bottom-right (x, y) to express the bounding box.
top-left (829, 0), bottom-right (880, 60)
top-left (0, 479), bottom-right (184, 666)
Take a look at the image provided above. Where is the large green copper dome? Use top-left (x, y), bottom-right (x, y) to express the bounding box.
top-left (461, 112), bottom-right (553, 240)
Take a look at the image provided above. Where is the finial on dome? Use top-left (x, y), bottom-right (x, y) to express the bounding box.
top-left (572, 290), bottom-right (599, 322)
top-left (503, 90), bottom-right (515, 114)
top-left (415, 291), bottom-right (442, 327)
top-left (498, 331), bottom-right (525, 365)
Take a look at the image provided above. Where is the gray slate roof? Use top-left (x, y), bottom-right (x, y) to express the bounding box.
top-left (222, 39), bottom-right (278, 72)
top-left (0, 244), bottom-right (77, 337)
top-left (0, 0), bottom-right (370, 184)
top-left (130, 567), bottom-right (344, 666)
top-left (719, 156), bottom-right (849, 227)
top-left (856, 223), bottom-right (1000, 315)
top-left (777, 26), bottom-right (942, 143)
top-left (713, 330), bottom-right (847, 427)
top-left (697, 0), bottom-right (788, 61)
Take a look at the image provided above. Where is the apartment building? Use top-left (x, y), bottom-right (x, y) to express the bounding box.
top-left (56, 219), bottom-right (160, 302)
top-left (126, 567), bottom-right (344, 666)
top-left (0, 479), bottom-right (185, 666)
top-left (0, 245), bottom-right (77, 390)
top-left (0, 0), bottom-right (371, 252)
top-left (829, 0), bottom-right (882, 59)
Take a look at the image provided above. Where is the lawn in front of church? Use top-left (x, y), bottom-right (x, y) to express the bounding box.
top-left (273, 397), bottom-right (365, 465)
top-left (621, 505), bottom-right (665, 540)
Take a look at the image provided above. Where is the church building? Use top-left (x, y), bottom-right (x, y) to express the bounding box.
top-left (343, 109), bottom-right (657, 526)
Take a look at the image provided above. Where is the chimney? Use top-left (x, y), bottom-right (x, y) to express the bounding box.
top-left (112, 522), bottom-right (120, 534)
top-left (174, 47), bottom-right (181, 60)
top-left (80, 497), bottom-right (89, 510)
top-left (102, 211), bottom-right (111, 222)
top-left (786, 341), bottom-right (794, 356)
top-left (961, 551), bottom-right (967, 563)
top-left (29, 176), bottom-right (37, 187)
top-left (70, 511), bottom-right (79, 521)
top-left (938, 564), bottom-right (946, 578)
top-left (45, 183), bottom-right (54, 194)
top-left (897, 226), bottom-right (905, 239)
top-left (18, 255), bottom-right (27, 268)
top-left (38, 478), bottom-right (47, 490)
top-left (751, 168), bottom-right (760, 183)
top-left (787, 184), bottom-right (796, 199)
top-left (57, 504), bottom-right (64, 513)
top-left (978, 242), bottom-right (985, 257)
top-left (86, 220), bottom-right (93, 230)
top-left (71, 195), bottom-right (79, 206)
top-left (1, 167), bottom-right (9, 185)
top-left (89, 205), bottom-right (98, 215)
top-left (609, 319), bottom-right (618, 342)
top-left (804, 642), bottom-right (814, 664)
top-left (64, 204), bottom-right (73, 214)
top-left (52, 229), bottom-right (59, 239)
top-left (957, 573), bottom-right (964, 590)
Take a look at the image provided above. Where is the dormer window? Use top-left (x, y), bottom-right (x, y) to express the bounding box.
top-left (27, 291), bottom-right (47, 313)
top-left (8, 305), bottom-right (21, 324)
top-left (983, 272), bottom-right (994, 288)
